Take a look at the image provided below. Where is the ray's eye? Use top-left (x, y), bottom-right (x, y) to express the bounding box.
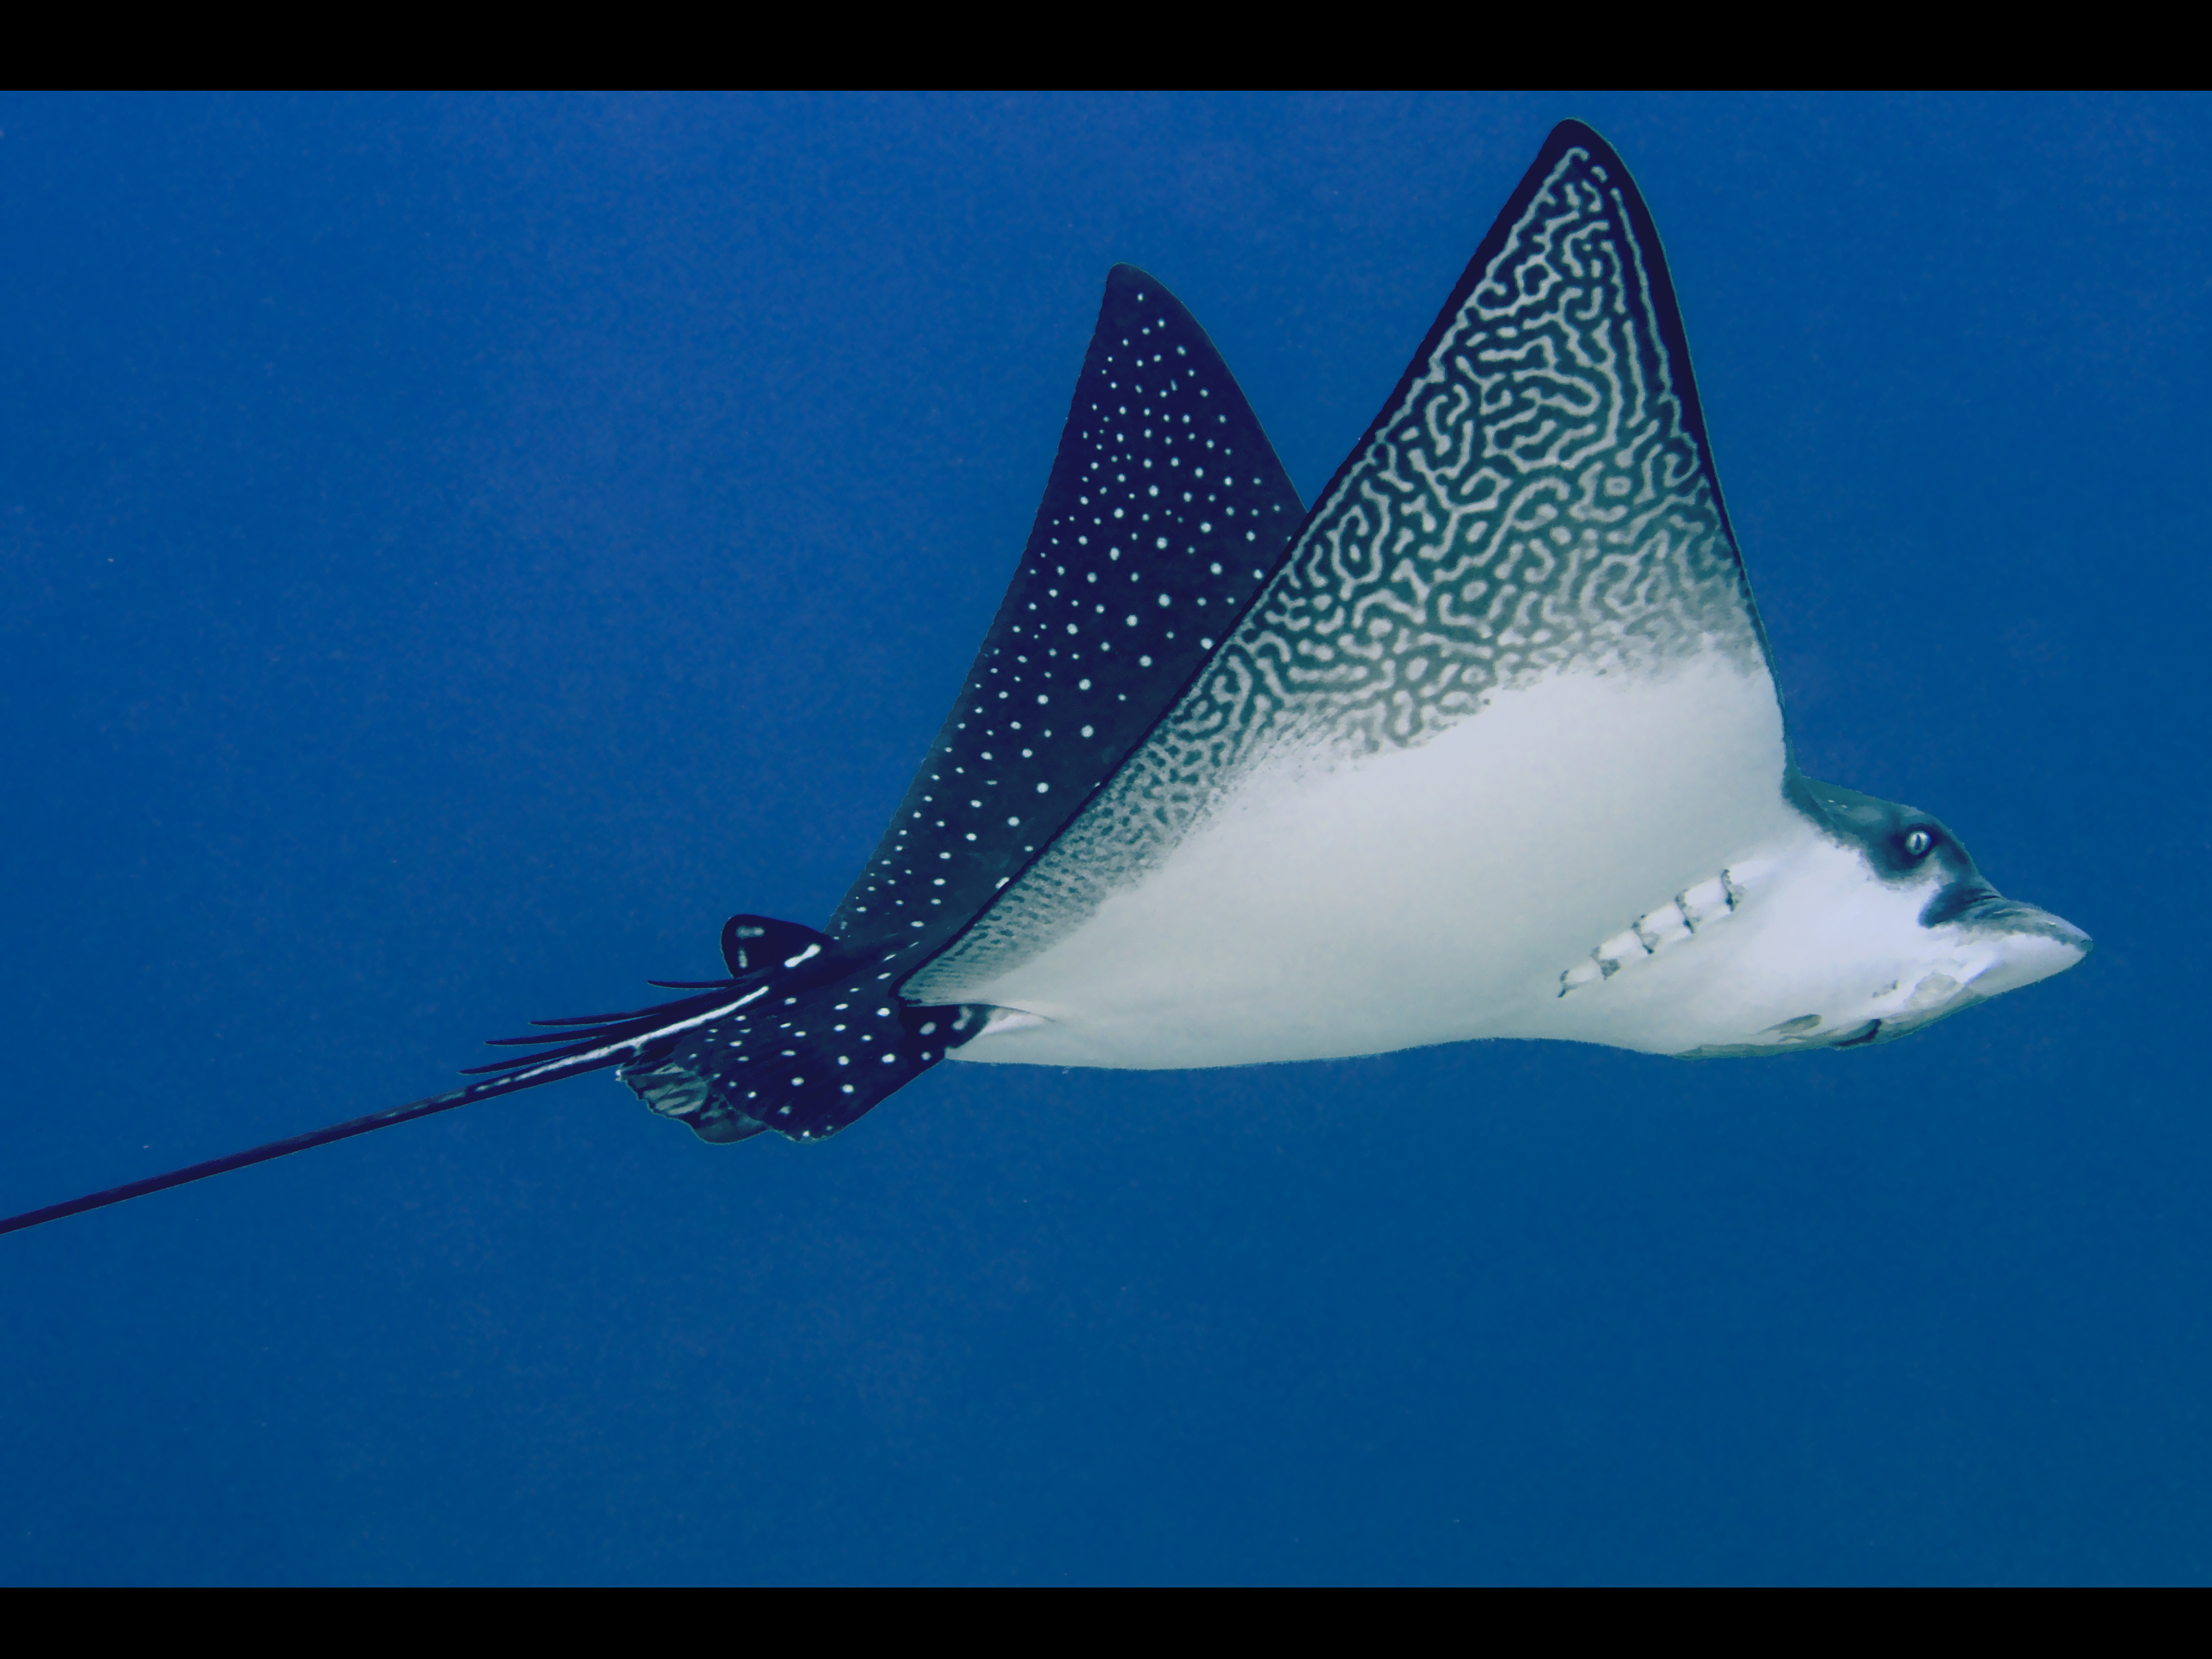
top-left (1904, 829), bottom-right (1932, 858)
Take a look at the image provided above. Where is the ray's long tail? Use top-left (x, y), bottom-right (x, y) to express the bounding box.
top-left (0, 1070), bottom-right (556, 1236)
top-left (0, 915), bottom-right (977, 1237)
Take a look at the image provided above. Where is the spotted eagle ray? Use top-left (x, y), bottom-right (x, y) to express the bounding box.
top-left (3, 122), bottom-right (2090, 1235)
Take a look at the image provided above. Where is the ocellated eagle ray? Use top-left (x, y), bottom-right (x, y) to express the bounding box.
top-left (1, 121), bottom-right (2088, 1237)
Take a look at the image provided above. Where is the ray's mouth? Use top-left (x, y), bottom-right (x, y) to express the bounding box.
top-left (1919, 882), bottom-right (2002, 927)
top-left (1923, 884), bottom-right (2093, 954)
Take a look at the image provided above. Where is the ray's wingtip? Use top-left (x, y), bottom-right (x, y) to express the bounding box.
top-left (1104, 262), bottom-right (1175, 304)
top-left (1545, 118), bottom-right (1625, 165)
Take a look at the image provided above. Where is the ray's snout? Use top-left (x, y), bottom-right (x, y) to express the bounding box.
top-left (1959, 896), bottom-right (2093, 1000)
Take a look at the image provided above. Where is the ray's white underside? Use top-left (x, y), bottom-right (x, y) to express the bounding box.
top-left (923, 656), bottom-right (1850, 1067)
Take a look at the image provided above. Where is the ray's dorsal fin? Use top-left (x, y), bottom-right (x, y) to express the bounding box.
top-left (827, 265), bottom-right (1304, 967)
top-left (718, 914), bottom-right (833, 977)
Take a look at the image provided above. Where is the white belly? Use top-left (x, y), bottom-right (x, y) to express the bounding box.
top-left (930, 658), bottom-right (1801, 1068)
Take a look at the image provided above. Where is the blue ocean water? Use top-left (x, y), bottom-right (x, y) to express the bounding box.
top-left (0, 92), bottom-right (2203, 1586)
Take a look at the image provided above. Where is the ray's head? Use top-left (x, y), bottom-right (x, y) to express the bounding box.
top-left (1683, 777), bottom-right (2092, 1056)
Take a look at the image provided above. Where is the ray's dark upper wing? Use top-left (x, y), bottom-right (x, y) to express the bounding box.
top-left (827, 265), bottom-right (1304, 969)
top-left (605, 268), bottom-right (1306, 1146)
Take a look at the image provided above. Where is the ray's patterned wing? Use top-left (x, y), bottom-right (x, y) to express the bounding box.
top-left (619, 267), bottom-right (1304, 1143)
top-left (1193, 121), bottom-right (1771, 763)
top-left (920, 122), bottom-right (1778, 994)
top-left (827, 264), bottom-right (1303, 969)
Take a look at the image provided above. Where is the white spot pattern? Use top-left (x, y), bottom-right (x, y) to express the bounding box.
top-left (826, 266), bottom-right (1302, 973)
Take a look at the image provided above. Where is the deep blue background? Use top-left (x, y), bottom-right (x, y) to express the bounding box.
top-left (1, 93), bottom-right (2203, 1585)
